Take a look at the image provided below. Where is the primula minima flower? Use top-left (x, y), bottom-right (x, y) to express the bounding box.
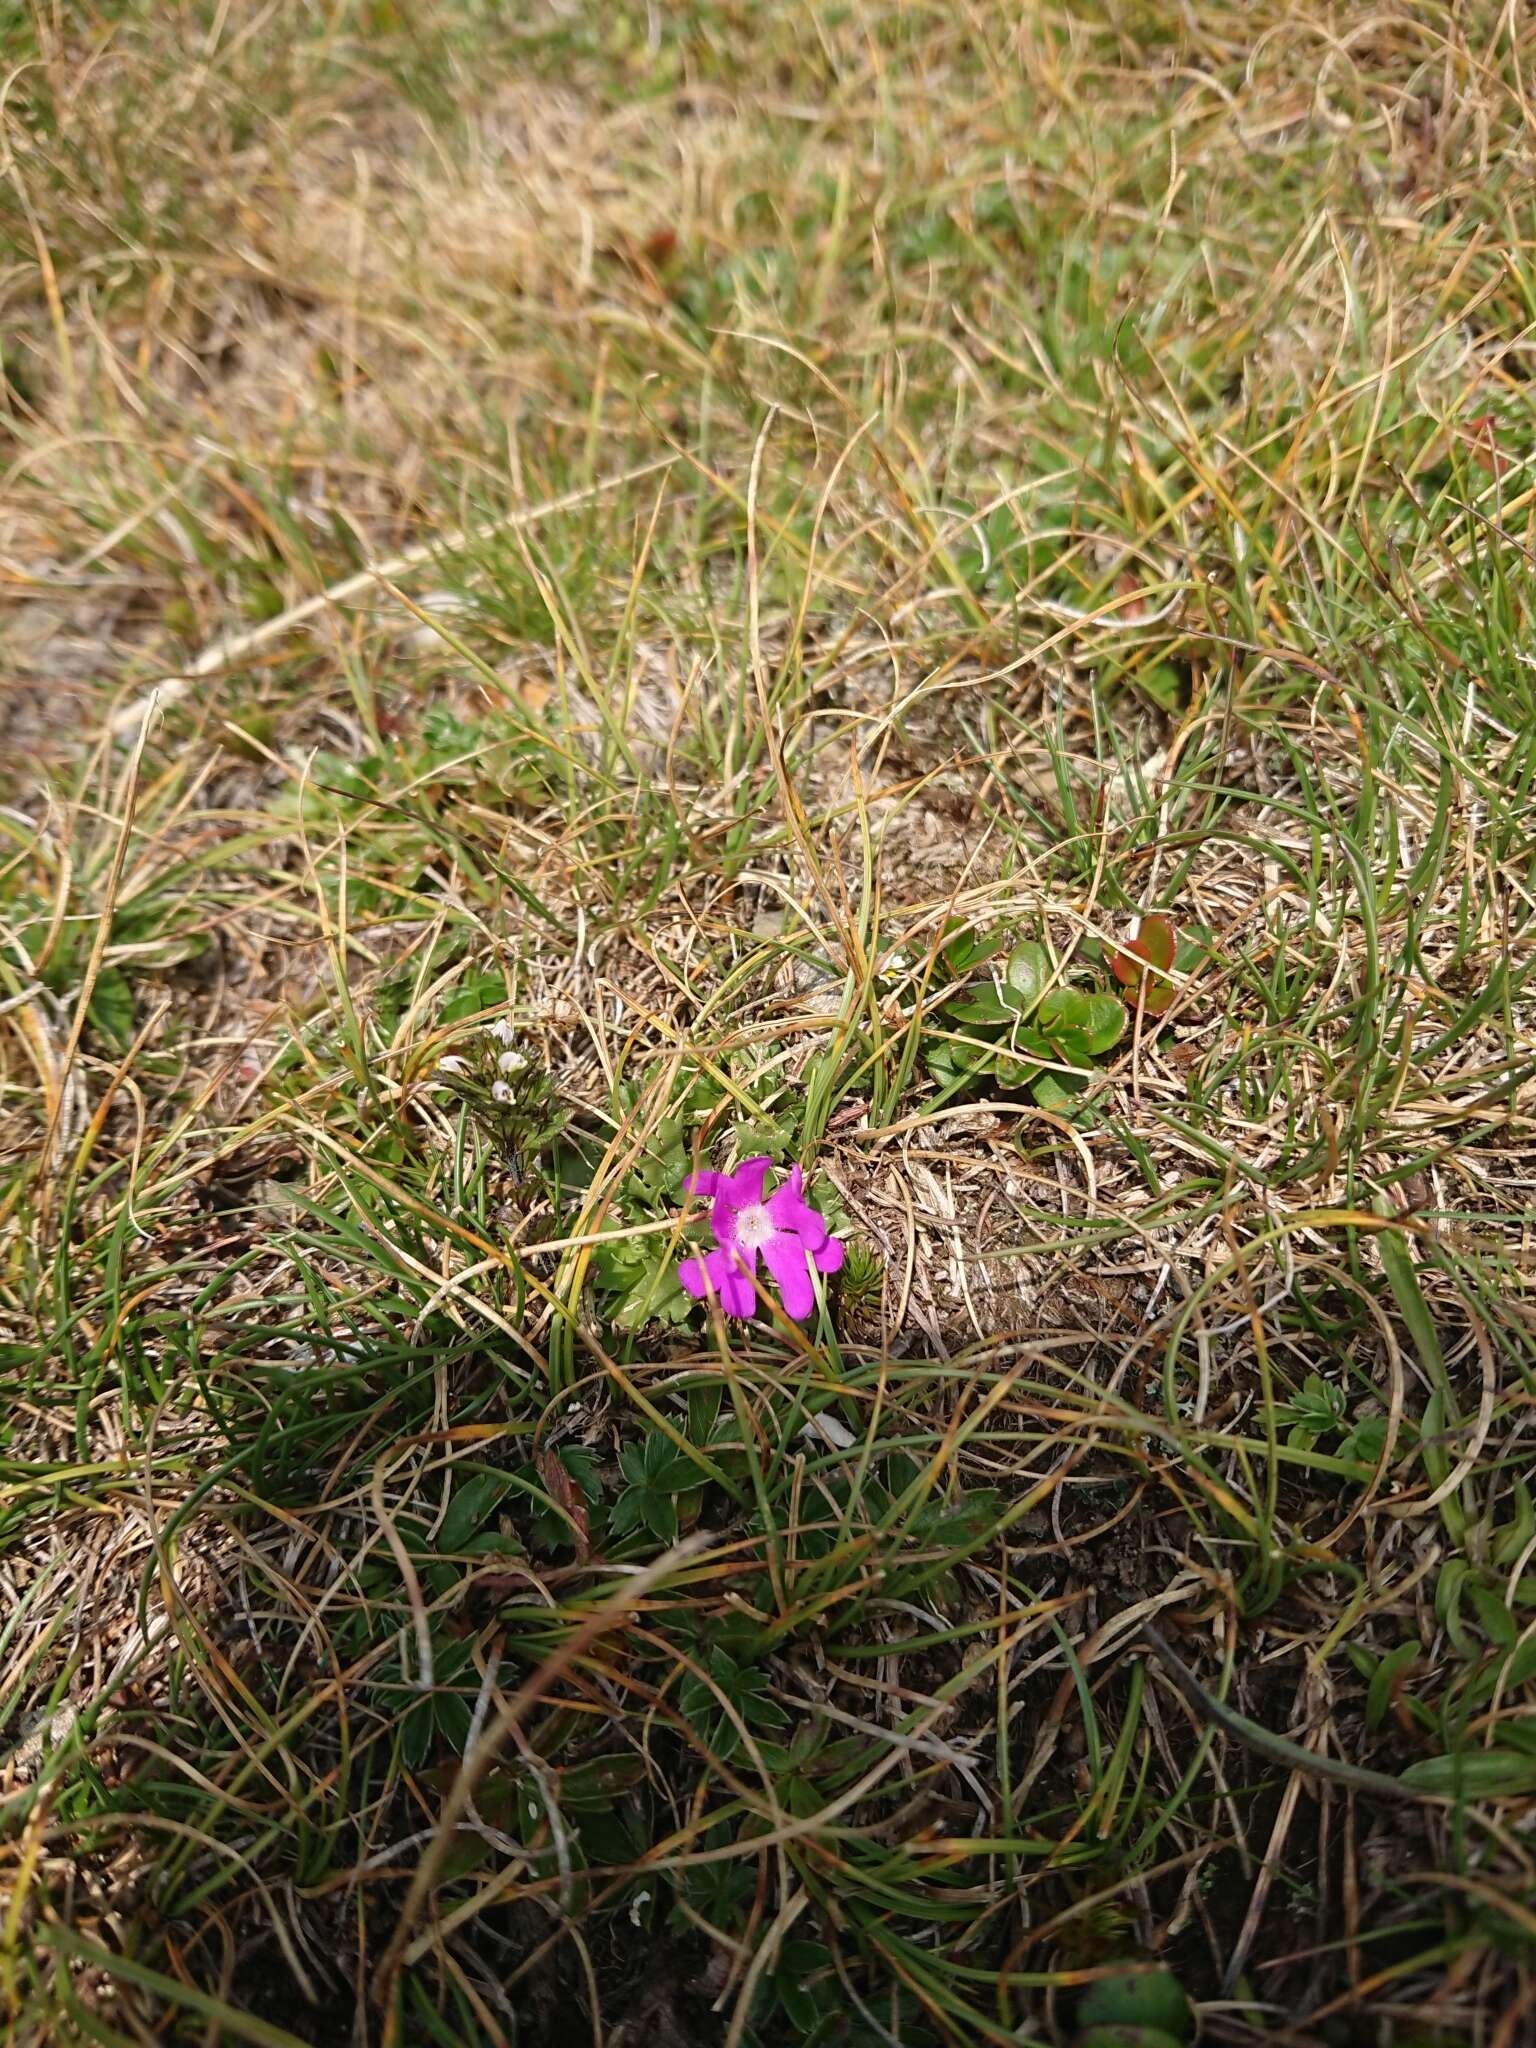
top-left (677, 1156), bottom-right (844, 1319)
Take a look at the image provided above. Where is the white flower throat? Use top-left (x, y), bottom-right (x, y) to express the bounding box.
top-left (734, 1203), bottom-right (775, 1250)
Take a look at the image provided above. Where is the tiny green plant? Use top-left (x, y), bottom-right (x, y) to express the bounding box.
top-left (587, 1107), bottom-right (695, 1332)
top-left (1275, 1369), bottom-right (1349, 1448)
top-left (609, 1429), bottom-right (701, 1543)
top-left (750, 1938), bottom-right (841, 2041)
top-left (677, 1642), bottom-right (790, 1762)
top-left (838, 1238), bottom-right (883, 1313)
top-left (590, 1224), bottom-right (692, 1333)
top-left (1275, 1372), bottom-right (1403, 1468)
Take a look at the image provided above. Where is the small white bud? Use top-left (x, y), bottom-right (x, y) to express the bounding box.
top-left (435, 1056), bottom-right (469, 1078)
top-left (491, 1080), bottom-right (514, 1103)
top-left (497, 1048), bottom-right (528, 1075)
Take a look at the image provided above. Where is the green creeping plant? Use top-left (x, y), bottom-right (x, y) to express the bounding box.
top-left (923, 917), bottom-right (1215, 1113)
top-left (923, 934), bottom-right (1128, 1113)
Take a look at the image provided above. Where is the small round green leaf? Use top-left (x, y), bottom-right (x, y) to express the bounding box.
top-left (1037, 988), bottom-right (1092, 1034)
top-left (994, 1053), bottom-right (1040, 1091)
top-left (1078, 1968), bottom-right (1192, 2040)
top-left (1081, 992), bottom-right (1128, 1053)
top-left (950, 986), bottom-right (1017, 1025)
top-left (1032, 1071), bottom-right (1088, 1113)
top-left (1005, 940), bottom-right (1051, 1011)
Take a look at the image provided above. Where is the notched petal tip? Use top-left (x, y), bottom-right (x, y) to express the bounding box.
top-left (722, 1156), bottom-right (771, 1206)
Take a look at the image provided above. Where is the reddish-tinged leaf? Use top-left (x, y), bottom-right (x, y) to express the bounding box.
top-left (539, 1448), bottom-right (589, 1561)
top-left (1112, 914), bottom-right (1178, 1013)
top-left (1138, 915), bottom-right (1177, 970)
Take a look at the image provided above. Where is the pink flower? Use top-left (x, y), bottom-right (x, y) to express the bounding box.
top-left (677, 1157), bottom-right (845, 1320)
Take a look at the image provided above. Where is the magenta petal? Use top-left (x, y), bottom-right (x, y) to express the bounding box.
top-left (813, 1235), bottom-right (845, 1275)
top-left (721, 1157), bottom-right (770, 1209)
top-left (679, 1246), bottom-right (733, 1301)
top-left (716, 1245), bottom-right (759, 1317)
top-left (762, 1232), bottom-right (815, 1318)
top-left (767, 1169), bottom-right (828, 1250)
top-left (680, 1245), bottom-right (758, 1316)
top-left (682, 1169), bottom-right (725, 1199)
